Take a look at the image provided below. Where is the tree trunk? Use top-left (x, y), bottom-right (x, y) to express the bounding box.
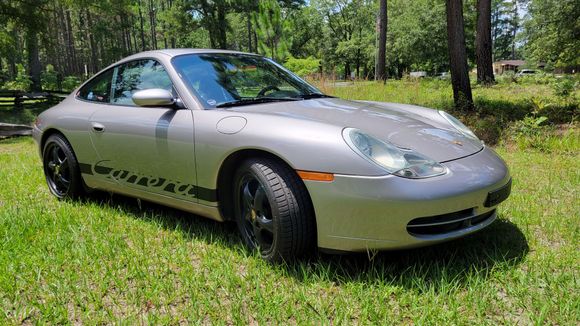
top-left (138, 0), bottom-right (147, 51)
top-left (119, 14), bottom-right (129, 55)
top-left (446, 0), bottom-right (473, 111)
top-left (152, 9), bottom-right (157, 49)
top-left (476, 0), bottom-right (495, 85)
top-left (8, 28), bottom-right (18, 79)
top-left (26, 29), bottom-right (42, 92)
top-left (65, 9), bottom-right (78, 76)
top-left (247, 13), bottom-right (253, 52)
top-left (217, 3), bottom-right (227, 49)
top-left (356, 48), bottom-right (360, 79)
top-left (253, 30), bottom-right (258, 53)
top-left (131, 13), bottom-right (139, 53)
top-left (511, 0), bottom-right (517, 60)
top-left (161, 0), bottom-right (168, 49)
top-left (56, 5), bottom-right (68, 75)
top-left (375, 0), bottom-right (387, 81)
top-left (344, 62), bottom-right (351, 80)
top-left (148, 0), bottom-right (157, 50)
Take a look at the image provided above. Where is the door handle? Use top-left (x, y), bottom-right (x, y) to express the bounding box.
top-left (91, 122), bottom-right (105, 133)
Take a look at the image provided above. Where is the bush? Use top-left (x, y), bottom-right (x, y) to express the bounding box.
top-left (2, 64), bottom-right (32, 91)
top-left (41, 64), bottom-right (59, 91)
top-left (551, 77), bottom-right (578, 99)
top-left (284, 57), bottom-right (320, 77)
top-left (62, 76), bottom-right (81, 92)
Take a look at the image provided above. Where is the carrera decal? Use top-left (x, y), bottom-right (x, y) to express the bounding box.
top-left (79, 163), bottom-right (92, 175)
top-left (79, 161), bottom-right (217, 202)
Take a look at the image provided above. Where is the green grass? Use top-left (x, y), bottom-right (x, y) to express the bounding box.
top-left (1, 133), bottom-right (578, 323)
top-left (0, 79), bottom-right (579, 323)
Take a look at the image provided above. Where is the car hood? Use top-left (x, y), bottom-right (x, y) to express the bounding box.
top-left (230, 98), bottom-right (483, 162)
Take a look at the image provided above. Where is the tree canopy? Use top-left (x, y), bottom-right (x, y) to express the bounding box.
top-left (0, 0), bottom-right (576, 91)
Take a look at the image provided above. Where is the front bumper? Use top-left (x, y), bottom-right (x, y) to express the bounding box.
top-left (305, 147), bottom-right (511, 252)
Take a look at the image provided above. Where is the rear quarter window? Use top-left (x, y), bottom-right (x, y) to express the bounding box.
top-left (77, 68), bottom-right (114, 103)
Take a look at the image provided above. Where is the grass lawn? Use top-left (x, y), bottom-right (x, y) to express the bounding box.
top-left (0, 78), bottom-right (578, 323)
top-left (0, 132), bottom-right (578, 323)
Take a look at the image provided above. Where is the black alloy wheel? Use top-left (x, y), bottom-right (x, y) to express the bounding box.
top-left (42, 134), bottom-right (84, 199)
top-left (233, 158), bottom-right (316, 262)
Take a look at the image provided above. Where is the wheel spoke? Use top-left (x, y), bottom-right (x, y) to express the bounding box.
top-left (238, 175), bottom-right (274, 251)
top-left (243, 183), bottom-right (254, 207)
top-left (59, 173), bottom-right (70, 184)
top-left (53, 174), bottom-right (63, 188)
top-left (256, 216), bottom-right (273, 233)
top-left (253, 186), bottom-right (267, 212)
top-left (52, 146), bottom-right (60, 162)
top-left (58, 174), bottom-right (70, 189)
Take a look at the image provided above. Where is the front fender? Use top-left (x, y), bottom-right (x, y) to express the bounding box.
top-left (192, 109), bottom-right (386, 193)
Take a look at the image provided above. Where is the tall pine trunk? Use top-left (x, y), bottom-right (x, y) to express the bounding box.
top-left (217, 3), bottom-right (227, 49)
top-left (247, 13), bottom-right (253, 52)
top-left (375, 0), bottom-right (387, 81)
top-left (138, 0), bottom-right (146, 51)
top-left (65, 9), bottom-right (78, 76)
top-left (476, 0), bottom-right (495, 85)
top-left (446, 0), bottom-right (473, 111)
top-left (26, 29), bottom-right (42, 92)
top-left (148, 0), bottom-right (157, 50)
top-left (87, 8), bottom-right (100, 70)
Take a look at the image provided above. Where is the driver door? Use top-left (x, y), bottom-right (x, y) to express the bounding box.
top-left (87, 59), bottom-right (198, 201)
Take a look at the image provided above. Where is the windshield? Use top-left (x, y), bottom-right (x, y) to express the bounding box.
top-left (171, 53), bottom-right (326, 108)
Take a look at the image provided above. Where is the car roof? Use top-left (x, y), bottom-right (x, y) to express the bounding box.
top-left (123, 48), bottom-right (259, 61)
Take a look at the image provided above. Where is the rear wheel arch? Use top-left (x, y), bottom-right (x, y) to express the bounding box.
top-left (42, 132), bottom-right (86, 198)
top-left (40, 128), bottom-right (89, 193)
top-left (40, 128), bottom-right (66, 150)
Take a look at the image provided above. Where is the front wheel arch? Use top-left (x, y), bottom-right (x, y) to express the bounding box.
top-left (216, 149), bottom-right (315, 222)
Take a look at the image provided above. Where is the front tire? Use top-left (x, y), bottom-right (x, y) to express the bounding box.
top-left (42, 134), bottom-right (84, 199)
top-left (233, 158), bottom-right (315, 262)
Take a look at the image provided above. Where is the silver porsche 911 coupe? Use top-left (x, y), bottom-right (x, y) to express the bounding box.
top-left (33, 49), bottom-right (511, 262)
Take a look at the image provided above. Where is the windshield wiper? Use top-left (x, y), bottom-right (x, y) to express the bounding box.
top-left (216, 97), bottom-right (302, 108)
top-left (301, 93), bottom-right (335, 99)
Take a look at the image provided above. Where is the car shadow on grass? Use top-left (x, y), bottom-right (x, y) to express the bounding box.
top-left (292, 216), bottom-right (529, 291)
top-left (82, 191), bottom-right (529, 292)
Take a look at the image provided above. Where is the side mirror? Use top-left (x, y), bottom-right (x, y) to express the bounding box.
top-left (132, 88), bottom-right (175, 107)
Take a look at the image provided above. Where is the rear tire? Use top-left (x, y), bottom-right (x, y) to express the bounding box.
top-left (233, 158), bottom-right (315, 262)
top-left (42, 134), bottom-right (85, 199)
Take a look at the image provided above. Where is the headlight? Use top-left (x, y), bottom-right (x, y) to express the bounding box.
top-left (342, 128), bottom-right (447, 179)
top-left (438, 110), bottom-right (479, 140)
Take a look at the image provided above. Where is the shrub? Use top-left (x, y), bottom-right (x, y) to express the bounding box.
top-left (551, 77), bottom-right (577, 99)
top-left (284, 57), bottom-right (320, 77)
top-left (41, 64), bottom-right (58, 91)
top-left (2, 64), bottom-right (32, 91)
top-left (62, 76), bottom-right (81, 92)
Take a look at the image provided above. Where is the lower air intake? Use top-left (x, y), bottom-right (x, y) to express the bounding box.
top-left (407, 209), bottom-right (495, 236)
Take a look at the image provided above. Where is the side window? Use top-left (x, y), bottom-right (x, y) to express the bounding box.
top-left (111, 59), bottom-right (174, 106)
top-left (77, 68), bottom-right (114, 103)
